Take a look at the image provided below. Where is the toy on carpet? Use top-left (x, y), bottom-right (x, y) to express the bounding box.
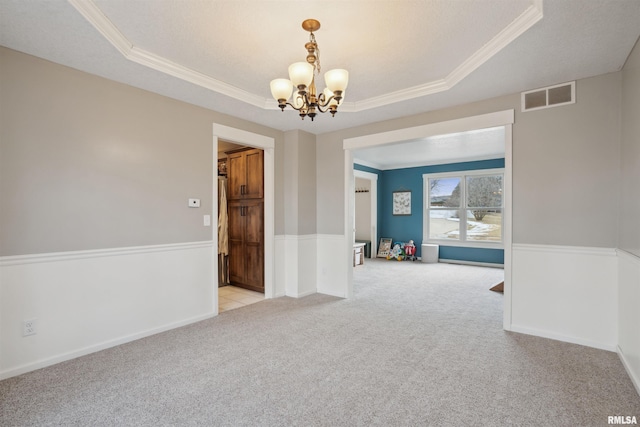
top-left (387, 242), bottom-right (405, 261)
top-left (386, 240), bottom-right (418, 261)
top-left (404, 240), bottom-right (417, 261)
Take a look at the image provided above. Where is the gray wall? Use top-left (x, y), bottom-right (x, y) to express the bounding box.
top-left (296, 130), bottom-right (317, 235)
top-left (1, 45), bottom-right (631, 255)
top-left (317, 72), bottom-right (623, 249)
top-left (282, 130), bottom-right (317, 235)
top-left (513, 72), bottom-right (621, 247)
top-left (620, 38), bottom-right (640, 258)
top-left (0, 47), bottom-right (284, 256)
top-left (316, 133), bottom-right (346, 235)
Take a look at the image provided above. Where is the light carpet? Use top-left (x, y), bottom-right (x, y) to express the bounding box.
top-left (1, 259), bottom-right (638, 426)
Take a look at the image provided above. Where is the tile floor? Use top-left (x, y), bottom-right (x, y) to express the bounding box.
top-left (218, 285), bottom-right (264, 313)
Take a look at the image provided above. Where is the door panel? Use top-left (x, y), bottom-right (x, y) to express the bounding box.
top-left (245, 243), bottom-right (264, 290)
top-left (244, 200), bottom-right (263, 244)
top-left (245, 149), bottom-right (264, 199)
top-left (227, 202), bottom-right (244, 241)
top-left (227, 152), bottom-right (245, 200)
top-left (228, 240), bottom-right (245, 284)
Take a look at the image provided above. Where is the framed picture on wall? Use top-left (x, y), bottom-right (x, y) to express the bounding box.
top-left (392, 190), bottom-right (411, 216)
top-left (377, 238), bottom-right (393, 258)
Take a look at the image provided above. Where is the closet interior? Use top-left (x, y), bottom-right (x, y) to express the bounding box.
top-left (217, 141), bottom-right (265, 294)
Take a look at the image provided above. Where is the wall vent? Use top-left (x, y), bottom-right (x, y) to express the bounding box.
top-left (521, 81), bottom-right (575, 112)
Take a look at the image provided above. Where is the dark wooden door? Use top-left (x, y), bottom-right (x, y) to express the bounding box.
top-left (243, 200), bottom-right (264, 290)
top-left (224, 147), bottom-right (264, 293)
top-left (227, 201), bottom-right (245, 285)
top-left (226, 148), bottom-right (263, 200)
top-left (226, 199), bottom-right (264, 292)
top-left (227, 151), bottom-right (246, 200)
top-left (244, 149), bottom-right (264, 199)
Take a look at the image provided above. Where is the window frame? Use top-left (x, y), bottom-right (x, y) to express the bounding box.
top-left (423, 168), bottom-right (505, 249)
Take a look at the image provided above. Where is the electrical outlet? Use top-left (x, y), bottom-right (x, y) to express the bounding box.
top-left (23, 318), bottom-right (37, 337)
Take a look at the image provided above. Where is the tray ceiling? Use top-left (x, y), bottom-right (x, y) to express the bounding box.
top-left (1, 0), bottom-right (639, 137)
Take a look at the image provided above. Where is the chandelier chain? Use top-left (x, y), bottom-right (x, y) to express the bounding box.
top-left (310, 32), bottom-right (321, 73)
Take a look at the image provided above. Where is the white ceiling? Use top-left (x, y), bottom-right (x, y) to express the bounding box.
top-left (1, 0), bottom-right (639, 166)
top-left (354, 126), bottom-right (507, 170)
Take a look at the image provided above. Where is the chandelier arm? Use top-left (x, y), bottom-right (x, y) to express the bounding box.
top-left (317, 94), bottom-right (335, 108)
top-left (285, 102), bottom-right (305, 112)
top-left (285, 91), bottom-right (311, 112)
top-left (316, 103), bottom-right (330, 113)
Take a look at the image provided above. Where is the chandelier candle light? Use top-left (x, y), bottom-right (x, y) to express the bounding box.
top-left (270, 19), bottom-right (349, 121)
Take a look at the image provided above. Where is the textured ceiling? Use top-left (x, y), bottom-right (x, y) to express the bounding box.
top-left (91, 0), bottom-right (532, 101)
top-left (354, 127), bottom-right (507, 170)
top-left (1, 0), bottom-right (639, 165)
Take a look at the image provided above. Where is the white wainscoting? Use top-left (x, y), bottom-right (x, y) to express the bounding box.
top-left (0, 241), bottom-right (215, 380)
top-left (511, 244), bottom-right (618, 351)
top-left (273, 235), bottom-right (288, 298)
top-left (277, 235), bottom-right (299, 298)
top-left (275, 235), bottom-right (319, 298)
top-left (275, 234), bottom-right (347, 299)
top-left (297, 235), bottom-right (318, 297)
top-left (317, 234), bottom-right (348, 298)
top-left (617, 249), bottom-right (640, 395)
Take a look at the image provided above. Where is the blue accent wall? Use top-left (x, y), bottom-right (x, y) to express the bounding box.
top-left (356, 159), bottom-right (505, 264)
top-left (354, 164), bottom-right (381, 175)
top-left (438, 246), bottom-right (504, 264)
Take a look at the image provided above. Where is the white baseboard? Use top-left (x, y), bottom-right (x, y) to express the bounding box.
top-left (276, 234), bottom-right (318, 297)
top-left (510, 324), bottom-right (616, 352)
top-left (297, 235), bottom-right (318, 297)
top-left (316, 234), bottom-right (348, 298)
top-left (317, 288), bottom-right (347, 298)
top-left (511, 243), bottom-right (618, 351)
top-left (275, 234), bottom-right (348, 299)
top-left (617, 249), bottom-right (640, 396)
top-left (0, 241), bottom-right (215, 380)
top-left (0, 312), bottom-right (215, 380)
top-left (618, 345), bottom-right (640, 396)
top-left (438, 258), bottom-right (504, 268)
top-left (288, 289), bottom-right (317, 299)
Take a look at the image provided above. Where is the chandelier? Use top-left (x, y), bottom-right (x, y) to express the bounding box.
top-left (270, 19), bottom-right (349, 121)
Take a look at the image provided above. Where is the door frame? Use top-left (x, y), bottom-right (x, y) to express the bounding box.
top-left (353, 169), bottom-right (378, 257)
top-left (343, 110), bottom-right (514, 330)
top-left (212, 124), bottom-right (275, 312)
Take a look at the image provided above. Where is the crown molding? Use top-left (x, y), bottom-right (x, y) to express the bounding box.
top-left (68, 0), bottom-right (268, 109)
top-left (126, 46), bottom-right (267, 108)
top-left (353, 0), bottom-right (543, 111)
top-left (69, 0), bottom-right (542, 113)
top-left (67, 0), bottom-right (131, 55)
top-left (444, 0), bottom-right (543, 90)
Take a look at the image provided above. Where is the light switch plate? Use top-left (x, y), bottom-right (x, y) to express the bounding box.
top-left (204, 215), bottom-right (211, 226)
top-left (188, 198), bottom-right (200, 208)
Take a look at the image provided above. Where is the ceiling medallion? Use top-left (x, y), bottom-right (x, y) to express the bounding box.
top-left (270, 19), bottom-right (349, 121)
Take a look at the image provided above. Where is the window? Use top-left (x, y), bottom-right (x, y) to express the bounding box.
top-left (424, 169), bottom-right (504, 246)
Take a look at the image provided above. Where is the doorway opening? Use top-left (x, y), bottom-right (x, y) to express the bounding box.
top-left (212, 124), bottom-right (275, 315)
top-left (344, 110), bottom-right (514, 330)
top-left (217, 141), bottom-right (266, 312)
top-left (353, 169), bottom-right (378, 261)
